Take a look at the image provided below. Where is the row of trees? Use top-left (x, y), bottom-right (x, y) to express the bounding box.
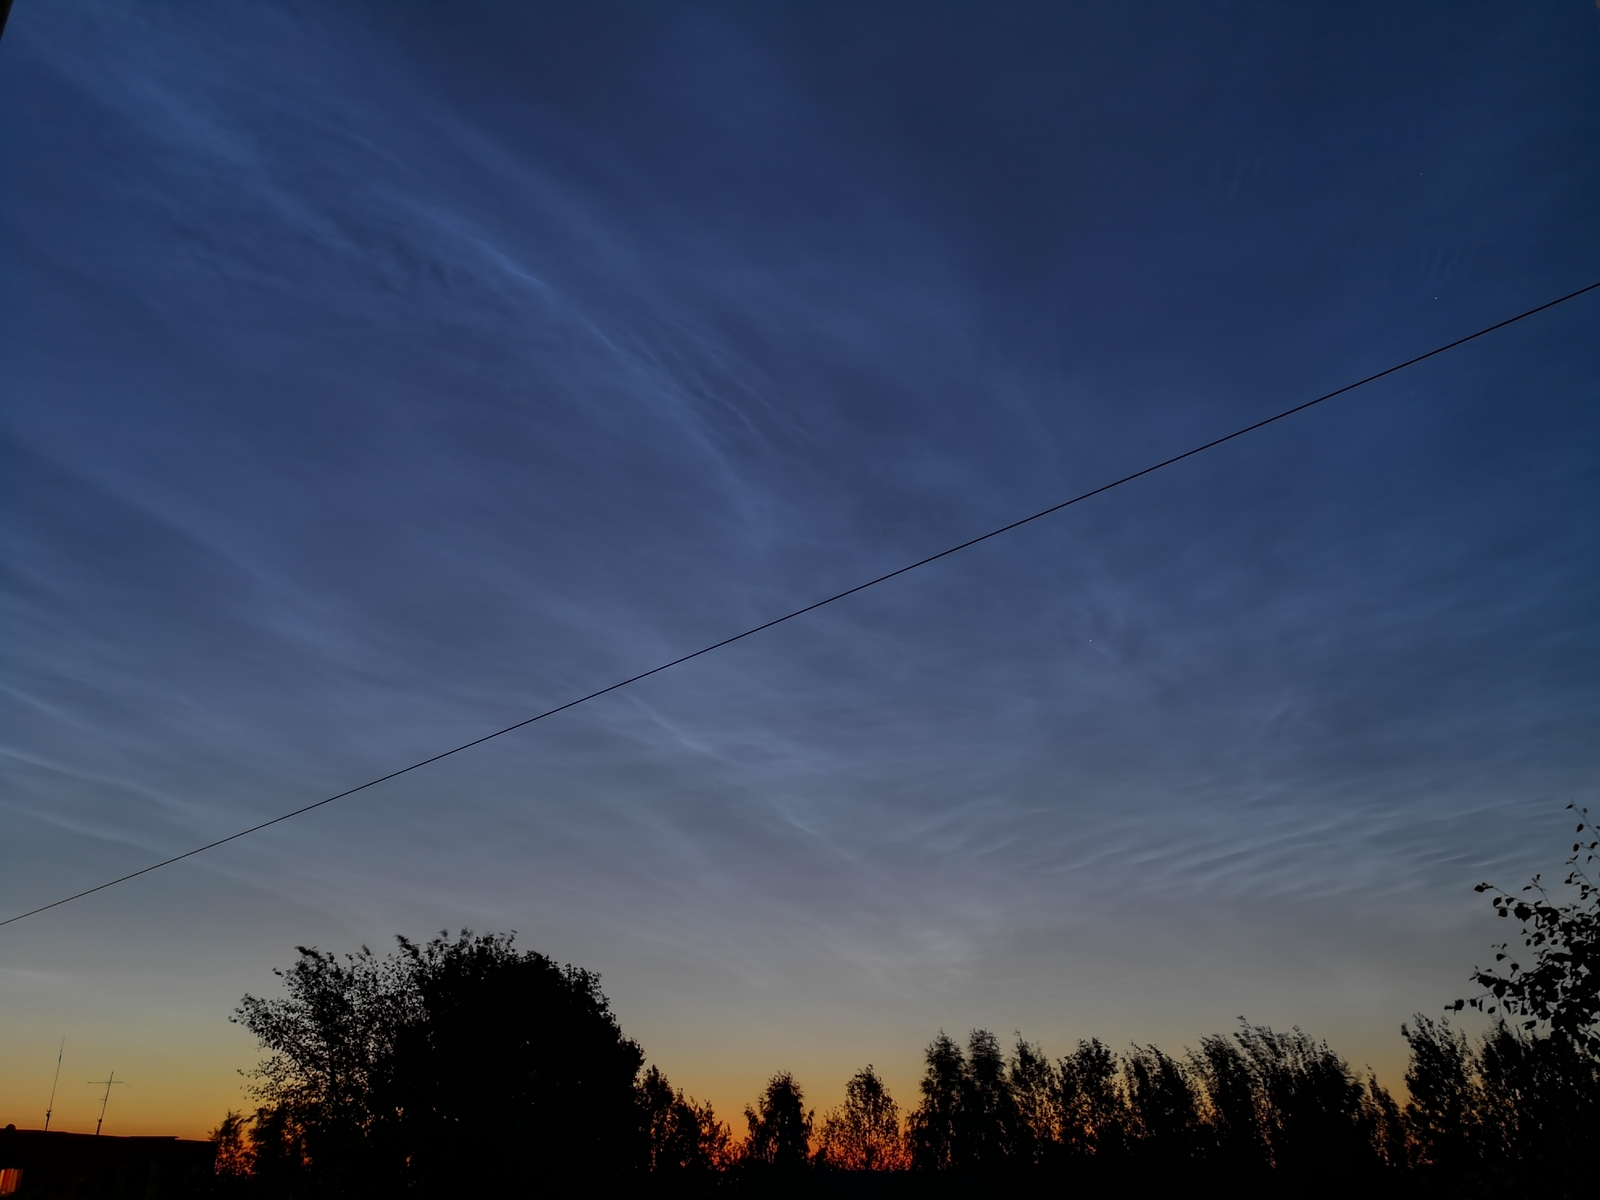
top-left (713, 1014), bottom-right (1598, 1193)
top-left (212, 809), bottom-right (1598, 1196)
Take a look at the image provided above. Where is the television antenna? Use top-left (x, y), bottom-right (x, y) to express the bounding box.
top-left (43, 1038), bottom-right (65, 1131)
top-left (87, 1072), bottom-right (128, 1136)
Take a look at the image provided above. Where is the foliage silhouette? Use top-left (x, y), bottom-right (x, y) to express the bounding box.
top-left (897, 1020), bottom-right (1397, 1193)
top-left (905, 1032), bottom-right (964, 1172)
top-left (1227, 1024), bottom-right (1377, 1174)
top-left (207, 1112), bottom-right (250, 1179)
top-left (1055, 1037), bottom-right (1124, 1161)
top-left (209, 814), bottom-right (1600, 1195)
top-left (1403, 1015), bottom-right (1599, 1197)
top-left (1460, 805), bottom-right (1600, 1055)
top-left (815, 1066), bottom-right (907, 1171)
top-left (1005, 1039), bottom-right (1057, 1169)
top-left (1122, 1043), bottom-right (1202, 1168)
top-left (230, 930), bottom-right (681, 1196)
top-left (741, 1071), bottom-right (814, 1176)
top-left (640, 1064), bottom-right (732, 1181)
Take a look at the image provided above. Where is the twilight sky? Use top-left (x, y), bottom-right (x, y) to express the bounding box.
top-left (2, 1), bottom-right (1598, 1137)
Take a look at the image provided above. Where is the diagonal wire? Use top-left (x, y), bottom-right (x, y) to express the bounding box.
top-left (3, 280), bottom-right (1596, 929)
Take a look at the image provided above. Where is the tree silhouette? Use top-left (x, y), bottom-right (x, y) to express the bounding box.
top-left (240, 1100), bottom-right (312, 1193)
top-left (741, 1072), bottom-right (813, 1174)
top-left (1402, 1015), bottom-right (1477, 1179)
top-left (207, 1110), bottom-right (253, 1195)
top-left (232, 939), bottom-right (415, 1193)
top-left (1191, 1033), bottom-right (1268, 1173)
top-left (205, 834), bottom-right (1600, 1198)
top-left (906, 1029), bottom-right (1031, 1174)
top-left (639, 1065), bottom-right (731, 1180)
top-left (1122, 1043), bottom-right (1202, 1169)
top-left (1007, 1038), bottom-right (1059, 1169)
top-left (1474, 1022), bottom-right (1598, 1191)
top-left (907, 1031), bottom-right (965, 1171)
top-left (815, 1065), bottom-right (906, 1171)
top-left (961, 1029), bottom-right (1017, 1169)
top-left (1403, 1014), bottom-right (1599, 1196)
top-left (1056, 1038), bottom-right (1125, 1162)
top-left (233, 930), bottom-right (648, 1195)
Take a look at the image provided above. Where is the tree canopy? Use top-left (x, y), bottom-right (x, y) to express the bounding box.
top-left (234, 930), bottom-right (654, 1195)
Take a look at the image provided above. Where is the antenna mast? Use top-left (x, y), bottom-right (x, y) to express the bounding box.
top-left (88, 1072), bottom-right (128, 1136)
top-left (44, 1038), bottom-right (65, 1131)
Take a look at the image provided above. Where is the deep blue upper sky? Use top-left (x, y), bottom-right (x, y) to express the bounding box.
top-left (2, 1), bottom-right (1598, 1133)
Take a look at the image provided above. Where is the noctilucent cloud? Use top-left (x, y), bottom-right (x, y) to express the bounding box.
top-left (2, 1), bottom-right (1597, 1136)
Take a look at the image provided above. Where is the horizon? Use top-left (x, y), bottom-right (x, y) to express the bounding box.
top-left (2, 0), bottom-right (1598, 1142)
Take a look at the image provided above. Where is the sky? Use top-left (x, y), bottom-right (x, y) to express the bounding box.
top-left (2, 0), bottom-right (1598, 1139)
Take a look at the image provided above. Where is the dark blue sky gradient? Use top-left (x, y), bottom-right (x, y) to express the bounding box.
top-left (2, 1), bottom-right (1598, 1133)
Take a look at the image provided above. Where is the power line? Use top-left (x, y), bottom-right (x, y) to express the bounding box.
top-left (3, 281), bottom-right (1596, 929)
